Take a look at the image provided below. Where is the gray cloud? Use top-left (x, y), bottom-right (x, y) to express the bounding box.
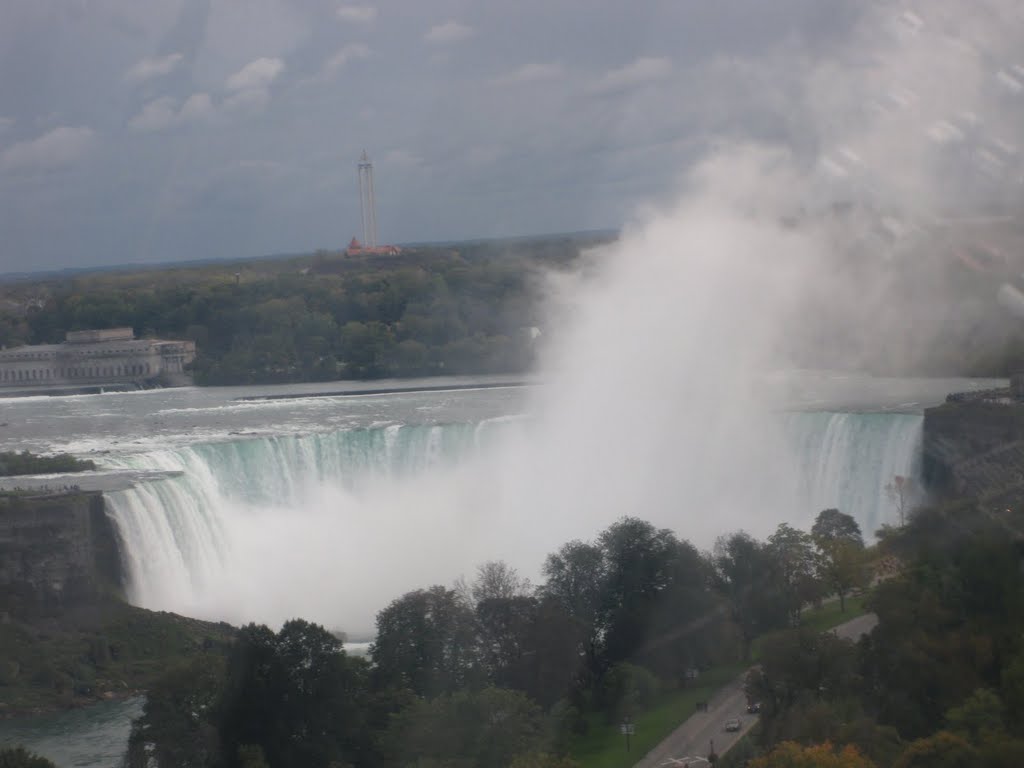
top-left (424, 20), bottom-right (474, 45)
top-left (128, 96), bottom-right (178, 132)
top-left (590, 56), bottom-right (672, 95)
top-left (0, 125), bottom-right (96, 172)
top-left (226, 57), bottom-right (285, 91)
top-left (496, 62), bottom-right (564, 85)
top-left (336, 5), bottom-right (377, 24)
top-left (125, 52), bottom-right (184, 84)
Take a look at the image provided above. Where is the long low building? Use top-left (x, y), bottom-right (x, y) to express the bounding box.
top-left (0, 328), bottom-right (195, 393)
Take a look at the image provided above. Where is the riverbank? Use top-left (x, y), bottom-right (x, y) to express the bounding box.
top-left (0, 597), bottom-right (234, 718)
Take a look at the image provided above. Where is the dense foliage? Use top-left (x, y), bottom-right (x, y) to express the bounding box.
top-left (745, 502), bottom-right (1024, 768)
top-left (0, 451), bottom-right (95, 477)
top-left (0, 235), bottom-right (610, 385)
top-left (125, 511), bottom-right (872, 768)
top-left (112, 493), bottom-right (1024, 768)
top-left (0, 749), bottom-right (57, 768)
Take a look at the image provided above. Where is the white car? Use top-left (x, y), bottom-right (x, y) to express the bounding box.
top-left (724, 718), bottom-right (742, 732)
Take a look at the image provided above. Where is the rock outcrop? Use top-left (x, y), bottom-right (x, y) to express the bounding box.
top-left (0, 491), bottom-right (123, 618)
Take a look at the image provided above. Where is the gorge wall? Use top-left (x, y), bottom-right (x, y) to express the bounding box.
top-left (923, 392), bottom-right (1024, 507)
top-left (0, 491), bottom-right (123, 618)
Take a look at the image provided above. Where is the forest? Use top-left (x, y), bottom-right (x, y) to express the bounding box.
top-left (39, 495), bottom-right (1011, 768)
top-left (0, 235), bottom-right (610, 386)
top-left (5, 222), bottom-right (1024, 386)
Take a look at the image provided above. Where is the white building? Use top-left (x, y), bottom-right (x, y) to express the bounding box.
top-left (0, 328), bottom-right (195, 392)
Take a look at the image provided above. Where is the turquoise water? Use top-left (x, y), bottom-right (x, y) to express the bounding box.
top-left (0, 697), bottom-right (142, 767)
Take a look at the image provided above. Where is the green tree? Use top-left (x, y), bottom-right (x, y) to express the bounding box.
top-left (946, 688), bottom-right (1007, 743)
top-left (597, 517), bottom-right (681, 663)
top-left (124, 653), bottom-right (225, 768)
top-left (812, 510), bottom-right (867, 612)
top-left (540, 540), bottom-right (607, 670)
top-left (387, 687), bottom-right (548, 768)
top-left (0, 748), bottom-right (58, 768)
top-left (218, 620), bottom-right (368, 768)
top-left (714, 532), bottom-right (789, 659)
top-left (745, 627), bottom-right (860, 723)
top-left (370, 586), bottom-right (481, 698)
top-left (768, 524), bottom-right (822, 624)
top-left (812, 509), bottom-right (863, 548)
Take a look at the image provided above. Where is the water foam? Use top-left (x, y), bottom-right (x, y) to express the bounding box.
top-left (103, 410), bottom-right (920, 632)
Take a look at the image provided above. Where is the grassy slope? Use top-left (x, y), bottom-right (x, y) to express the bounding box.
top-left (0, 598), bottom-right (234, 716)
top-left (571, 595), bottom-right (870, 768)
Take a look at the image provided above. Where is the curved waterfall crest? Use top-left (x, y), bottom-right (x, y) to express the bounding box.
top-left (101, 411), bottom-right (921, 630)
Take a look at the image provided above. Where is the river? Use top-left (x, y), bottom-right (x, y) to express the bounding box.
top-left (0, 372), bottom-right (1002, 765)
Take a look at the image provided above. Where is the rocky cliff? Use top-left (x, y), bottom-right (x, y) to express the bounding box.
top-left (0, 491), bottom-right (123, 618)
top-left (923, 394), bottom-right (1024, 507)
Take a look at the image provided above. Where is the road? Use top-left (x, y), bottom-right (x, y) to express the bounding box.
top-left (632, 613), bottom-right (879, 768)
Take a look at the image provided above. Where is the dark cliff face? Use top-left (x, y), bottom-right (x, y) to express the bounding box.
top-left (923, 400), bottom-right (1024, 504)
top-left (0, 492), bottom-right (124, 619)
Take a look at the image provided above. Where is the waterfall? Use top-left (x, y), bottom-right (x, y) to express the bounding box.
top-left (784, 411), bottom-right (922, 535)
top-left (101, 410), bottom-right (922, 632)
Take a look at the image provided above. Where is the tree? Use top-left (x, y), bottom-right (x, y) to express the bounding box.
top-left (885, 475), bottom-right (917, 528)
top-left (946, 688), bottom-right (1007, 743)
top-left (466, 560), bottom-right (532, 606)
top-left (749, 741), bottom-right (877, 768)
top-left (124, 653), bottom-right (225, 768)
top-left (767, 524), bottom-right (822, 624)
top-left (387, 687), bottom-right (549, 768)
top-left (893, 730), bottom-right (977, 768)
top-left (713, 532), bottom-right (788, 659)
top-left (476, 594), bottom-right (540, 689)
top-left (812, 509), bottom-right (863, 548)
top-left (597, 517), bottom-right (681, 663)
top-left (812, 511), bottom-right (867, 612)
top-left (540, 540), bottom-right (607, 670)
top-left (218, 620), bottom-right (369, 768)
top-left (371, 586), bottom-right (481, 698)
top-left (0, 749), bottom-right (58, 768)
top-left (745, 627), bottom-right (860, 723)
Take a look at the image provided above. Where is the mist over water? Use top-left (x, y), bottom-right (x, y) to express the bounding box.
top-left (100, 0), bottom-right (1024, 634)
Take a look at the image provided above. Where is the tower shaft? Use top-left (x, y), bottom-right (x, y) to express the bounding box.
top-left (357, 151), bottom-right (378, 247)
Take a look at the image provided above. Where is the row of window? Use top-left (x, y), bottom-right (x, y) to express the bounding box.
top-left (0, 346), bottom-right (149, 362)
top-left (0, 363), bottom-right (152, 383)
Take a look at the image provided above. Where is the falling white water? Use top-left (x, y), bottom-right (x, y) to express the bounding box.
top-left (102, 409), bottom-right (921, 634)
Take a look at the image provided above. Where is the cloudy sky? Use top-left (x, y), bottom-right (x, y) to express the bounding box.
top-left (2, 0), bottom-right (1019, 273)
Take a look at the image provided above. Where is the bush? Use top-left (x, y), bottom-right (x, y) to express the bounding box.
top-left (0, 747), bottom-right (58, 768)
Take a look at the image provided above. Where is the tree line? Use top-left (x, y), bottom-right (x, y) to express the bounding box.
top-left (744, 500), bottom-right (1024, 768)
top-left (0, 236), bottom-right (610, 386)
top-left (117, 509), bottom-right (874, 768)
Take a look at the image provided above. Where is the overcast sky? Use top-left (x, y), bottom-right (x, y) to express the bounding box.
top-left (4, 1), bottom-right (1019, 273)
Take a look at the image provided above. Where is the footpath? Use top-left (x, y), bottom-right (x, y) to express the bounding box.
top-left (631, 613), bottom-right (879, 768)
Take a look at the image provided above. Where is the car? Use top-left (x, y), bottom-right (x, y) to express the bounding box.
top-left (725, 718), bottom-right (742, 732)
top-left (746, 701), bottom-right (761, 714)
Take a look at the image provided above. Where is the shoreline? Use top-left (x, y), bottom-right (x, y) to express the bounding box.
top-left (234, 379), bottom-right (536, 401)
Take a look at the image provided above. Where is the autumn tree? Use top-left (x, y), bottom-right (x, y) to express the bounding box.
top-left (750, 741), bottom-right (877, 768)
top-left (749, 741), bottom-right (876, 768)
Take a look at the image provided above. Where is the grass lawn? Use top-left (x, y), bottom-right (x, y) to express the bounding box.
top-left (569, 663), bottom-right (747, 768)
top-left (797, 594), bottom-right (868, 634)
top-left (572, 594), bottom-right (871, 768)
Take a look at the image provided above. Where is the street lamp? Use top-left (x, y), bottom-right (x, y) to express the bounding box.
top-left (620, 721), bottom-right (635, 752)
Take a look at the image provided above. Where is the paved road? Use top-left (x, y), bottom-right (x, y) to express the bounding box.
top-left (632, 613), bottom-right (879, 768)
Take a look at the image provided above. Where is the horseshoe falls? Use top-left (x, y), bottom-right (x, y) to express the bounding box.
top-left (101, 409), bottom-right (921, 634)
